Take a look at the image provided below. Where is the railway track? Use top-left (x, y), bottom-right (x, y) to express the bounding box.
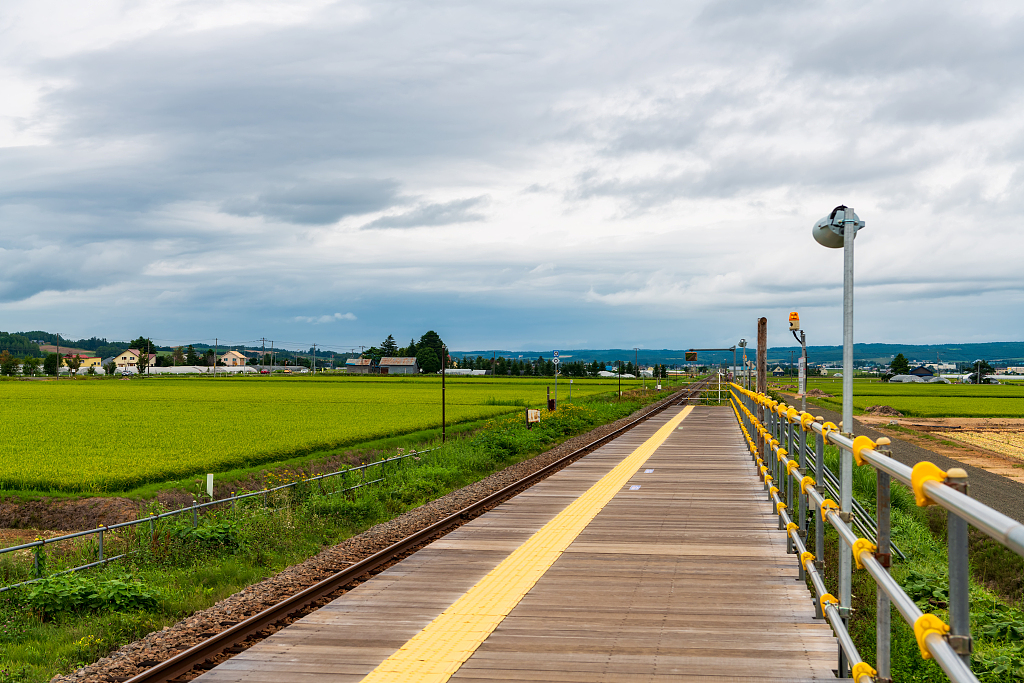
top-left (124, 379), bottom-right (711, 683)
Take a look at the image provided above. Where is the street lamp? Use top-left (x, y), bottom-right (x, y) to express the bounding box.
top-left (812, 204), bottom-right (864, 676)
top-left (738, 339), bottom-right (748, 390)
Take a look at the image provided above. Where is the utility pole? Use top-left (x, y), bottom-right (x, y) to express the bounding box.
top-left (56, 333), bottom-right (60, 380)
top-left (214, 338), bottom-right (218, 378)
top-left (441, 344), bottom-right (447, 443)
top-left (311, 344), bottom-right (315, 376)
top-left (261, 338), bottom-right (266, 373)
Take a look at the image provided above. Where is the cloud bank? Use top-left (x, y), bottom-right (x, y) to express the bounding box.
top-left (1, 0), bottom-right (1022, 350)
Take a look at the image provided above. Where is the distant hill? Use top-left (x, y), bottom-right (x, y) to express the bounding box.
top-left (455, 342), bottom-right (1024, 366)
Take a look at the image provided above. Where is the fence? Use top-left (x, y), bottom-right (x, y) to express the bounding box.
top-left (730, 383), bottom-right (1024, 683)
top-left (0, 447), bottom-right (436, 592)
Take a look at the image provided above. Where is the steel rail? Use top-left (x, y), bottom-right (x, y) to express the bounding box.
top-left (123, 380), bottom-right (709, 683)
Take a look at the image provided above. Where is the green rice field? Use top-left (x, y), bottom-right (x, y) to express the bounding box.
top-left (0, 375), bottom-right (647, 493)
top-left (771, 377), bottom-right (1024, 417)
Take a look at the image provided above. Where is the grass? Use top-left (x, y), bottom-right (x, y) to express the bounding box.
top-left (0, 375), bottom-right (652, 494)
top-left (0, 385), bottom-right (682, 682)
top-left (771, 377), bottom-right (1024, 418)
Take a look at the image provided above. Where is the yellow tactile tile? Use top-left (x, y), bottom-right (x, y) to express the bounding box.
top-left (359, 405), bottom-right (694, 683)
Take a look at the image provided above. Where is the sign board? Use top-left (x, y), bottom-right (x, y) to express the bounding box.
top-left (553, 350), bottom-right (558, 357)
top-left (526, 409), bottom-right (541, 423)
top-left (685, 351), bottom-right (697, 361)
top-left (552, 358), bottom-right (559, 365)
top-left (798, 357), bottom-right (806, 390)
top-left (789, 311), bottom-right (800, 331)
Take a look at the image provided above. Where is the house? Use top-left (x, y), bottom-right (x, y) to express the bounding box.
top-left (379, 357), bottom-right (418, 375)
top-left (909, 365), bottom-right (934, 378)
top-left (115, 349), bottom-right (157, 370)
top-left (345, 358), bottom-right (374, 374)
top-left (220, 350), bottom-right (248, 366)
top-left (772, 366), bottom-right (785, 376)
top-left (62, 355), bottom-right (102, 368)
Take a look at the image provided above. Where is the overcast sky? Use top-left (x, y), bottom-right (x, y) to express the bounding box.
top-left (2, 0), bottom-right (1022, 354)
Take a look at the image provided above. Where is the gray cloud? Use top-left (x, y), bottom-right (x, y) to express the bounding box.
top-left (0, 0), bottom-right (1022, 349)
top-left (223, 179), bottom-right (402, 225)
top-left (362, 196), bottom-right (489, 230)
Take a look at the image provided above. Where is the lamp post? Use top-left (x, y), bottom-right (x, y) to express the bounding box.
top-left (812, 204), bottom-right (864, 678)
top-left (738, 339), bottom-right (747, 390)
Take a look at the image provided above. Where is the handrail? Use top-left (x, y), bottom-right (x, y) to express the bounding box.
top-left (729, 383), bottom-right (994, 683)
top-left (0, 447), bottom-right (432, 591)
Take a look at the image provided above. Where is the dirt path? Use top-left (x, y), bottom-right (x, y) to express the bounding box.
top-left (778, 393), bottom-right (1024, 525)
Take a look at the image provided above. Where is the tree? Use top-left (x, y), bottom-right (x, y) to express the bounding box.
top-left (103, 360), bottom-right (117, 376)
top-left (129, 336), bottom-right (155, 355)
top-left (890, 353), bottom-right (910, 375)
top-left (173, 346), bottom-right (185, 365)
top-left (380, 335), bottom-right (399, 357)
top-left (205, 349), bottom-right (216, 366)
top-left (186, 345), bottom-right (199, 365)
top-left (128, 336), bottom-right (154, 374)
top-left (418, 331), bottom-right (444, 359)
top-left (43, 353), bottom-right (61, 376)
top-left (416, 347), bottom-right (440, 374)
top-left (967, 360), bottom-right (996, 384)
top-left (21, 356), bottom-right (40, 377)
top-left (0, 350), bottom-right (16, 376)
top-left (402, 338), bottom-right (417, 357)
top-left (65, 354), bottom-right (83, 376)
top-left (136, 350), bottom-right (151, 375)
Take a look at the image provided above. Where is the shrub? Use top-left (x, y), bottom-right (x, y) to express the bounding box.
top-left (24, 575), bottom-right (160, 618)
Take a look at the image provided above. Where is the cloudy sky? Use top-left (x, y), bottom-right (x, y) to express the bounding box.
top-left (2, 0), bottom-right (1022, 354)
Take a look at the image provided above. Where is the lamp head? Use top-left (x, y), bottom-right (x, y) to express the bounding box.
top-left (812, 205), bottom-right (865, 249)
top-left (739, 339), bottom-right (747, 347)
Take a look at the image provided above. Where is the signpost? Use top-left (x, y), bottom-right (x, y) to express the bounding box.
top-left (553, 351), bottom-right (559, 409)
top-left (790, 312), bottom-right (808, 412)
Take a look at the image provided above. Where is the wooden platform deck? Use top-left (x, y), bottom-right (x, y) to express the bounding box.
top-left (196, 406), bottom-right (837, 683)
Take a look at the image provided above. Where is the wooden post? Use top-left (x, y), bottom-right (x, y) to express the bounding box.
top-left (757, 317), bottom-right (767, 395)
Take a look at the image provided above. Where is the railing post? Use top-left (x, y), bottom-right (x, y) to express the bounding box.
top-left (814, 417), bottom-right (825, 619)
top-left (98, 525), bottom-right (104, 562)
top-left (839, 425), bottom-right (853, 678)
top-left (946, 468), bottom-right (973, 668)
top-left (798, 423), bottom-right (807, 582)
top-left (875, 438), bottom-right (893, 683)
top-left (192, 500), bottom-right (198, 528)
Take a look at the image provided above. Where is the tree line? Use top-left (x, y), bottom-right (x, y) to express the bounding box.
top-left (361, 331), bottom-right (447, 373)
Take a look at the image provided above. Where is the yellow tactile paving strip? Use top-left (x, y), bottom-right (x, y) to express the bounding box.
top-left (359, 405), bottom-right (694, 683)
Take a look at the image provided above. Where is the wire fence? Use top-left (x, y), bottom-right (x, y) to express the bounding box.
top-left (731, 383), bottom-right (1024, 683)
top-left (0, 446), bottom-right (438, 592)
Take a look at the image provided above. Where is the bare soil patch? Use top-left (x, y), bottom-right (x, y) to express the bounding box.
top-left (863, 405), bottom-right (903, 416)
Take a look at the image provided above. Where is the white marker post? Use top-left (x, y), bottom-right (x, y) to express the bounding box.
top-left (553, 351), bottom-right (559, 409)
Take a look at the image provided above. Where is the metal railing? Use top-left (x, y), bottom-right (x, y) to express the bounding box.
top-left (730, 383), bottom-right (1024, 683)
top-left (0, 447), bottom-right (436, 592)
